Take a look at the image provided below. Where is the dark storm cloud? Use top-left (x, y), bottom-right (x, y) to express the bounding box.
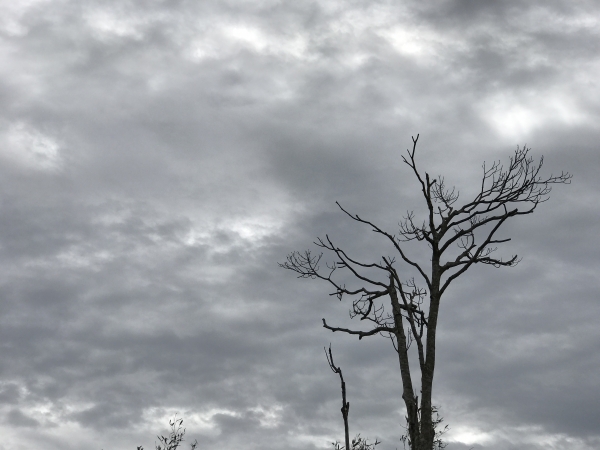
top-left (0, 0), bottom-right (598, 449)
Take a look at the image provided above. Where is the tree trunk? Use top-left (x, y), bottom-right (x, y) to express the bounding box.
top-left (419, 261), bottom-right (442, 450)
top-left (388, 278), bottom-right (420, 447)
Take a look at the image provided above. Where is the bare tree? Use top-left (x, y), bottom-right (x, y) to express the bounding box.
top-left (280, 136), bottom-right (571, 450)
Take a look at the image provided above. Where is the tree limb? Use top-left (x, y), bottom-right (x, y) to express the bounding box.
top-left (322, 319), bottom-right (395, 340)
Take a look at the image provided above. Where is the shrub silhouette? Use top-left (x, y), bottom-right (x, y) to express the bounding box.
top-left (138, 416), bottom-right (197, 450)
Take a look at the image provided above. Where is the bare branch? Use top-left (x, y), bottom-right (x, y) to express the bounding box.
top-left (335, 202), bottom-right (432, 289)
top-left (439, 146), bottom-right (571, 253)
top-left (440, 210), bottom-right (517, 294)
top-left (323, 319), bottom-right (395, 340)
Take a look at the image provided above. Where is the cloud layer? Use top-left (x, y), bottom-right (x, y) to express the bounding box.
top-left (0, 1), bottom-right (598, 449)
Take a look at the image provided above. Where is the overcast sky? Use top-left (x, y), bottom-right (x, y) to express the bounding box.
top-left (0, 1), bottom-right (598, 449)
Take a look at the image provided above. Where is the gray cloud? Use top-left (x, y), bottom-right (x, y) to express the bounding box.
top-left (5, 408), bottom-right (40, 428)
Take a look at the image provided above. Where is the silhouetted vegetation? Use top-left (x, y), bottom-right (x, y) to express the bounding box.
top-left (326, 344), bottom-right (381, 450)
top-left (138, 416), bottom-right (197, 450)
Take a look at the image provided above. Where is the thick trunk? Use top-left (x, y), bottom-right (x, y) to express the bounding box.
top-left (419, 261), bottom-right (441, 450)
top-left (419, 325), bottom-right (435, 449)
top-left (390, 256), bottom-right (442, 450)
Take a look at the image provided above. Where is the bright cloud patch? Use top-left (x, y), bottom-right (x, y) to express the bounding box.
top-left (480, 93), bottom-right (590, 140)
top-left (448, 425), bottom-right (494, 446)
top-left (186, 23), bottom-right (308, 62)
top-left (378, 26), bottom-right (441, 59)
top-left (0, 0), bottom-right (53, 36)
top-left (143, 407), bottom-right (238, 436)
top-left (249, 404), bottom-right (283, 428)
top-left (0, 121), bottom-right (62, 171)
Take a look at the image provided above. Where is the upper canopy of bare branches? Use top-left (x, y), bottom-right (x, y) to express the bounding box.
top-left (279, 136), bottom-right (571, 342)
top-left (399, 135), bottom-right (571, 249)
top-left (280, 137), bottom-right (570, 450)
